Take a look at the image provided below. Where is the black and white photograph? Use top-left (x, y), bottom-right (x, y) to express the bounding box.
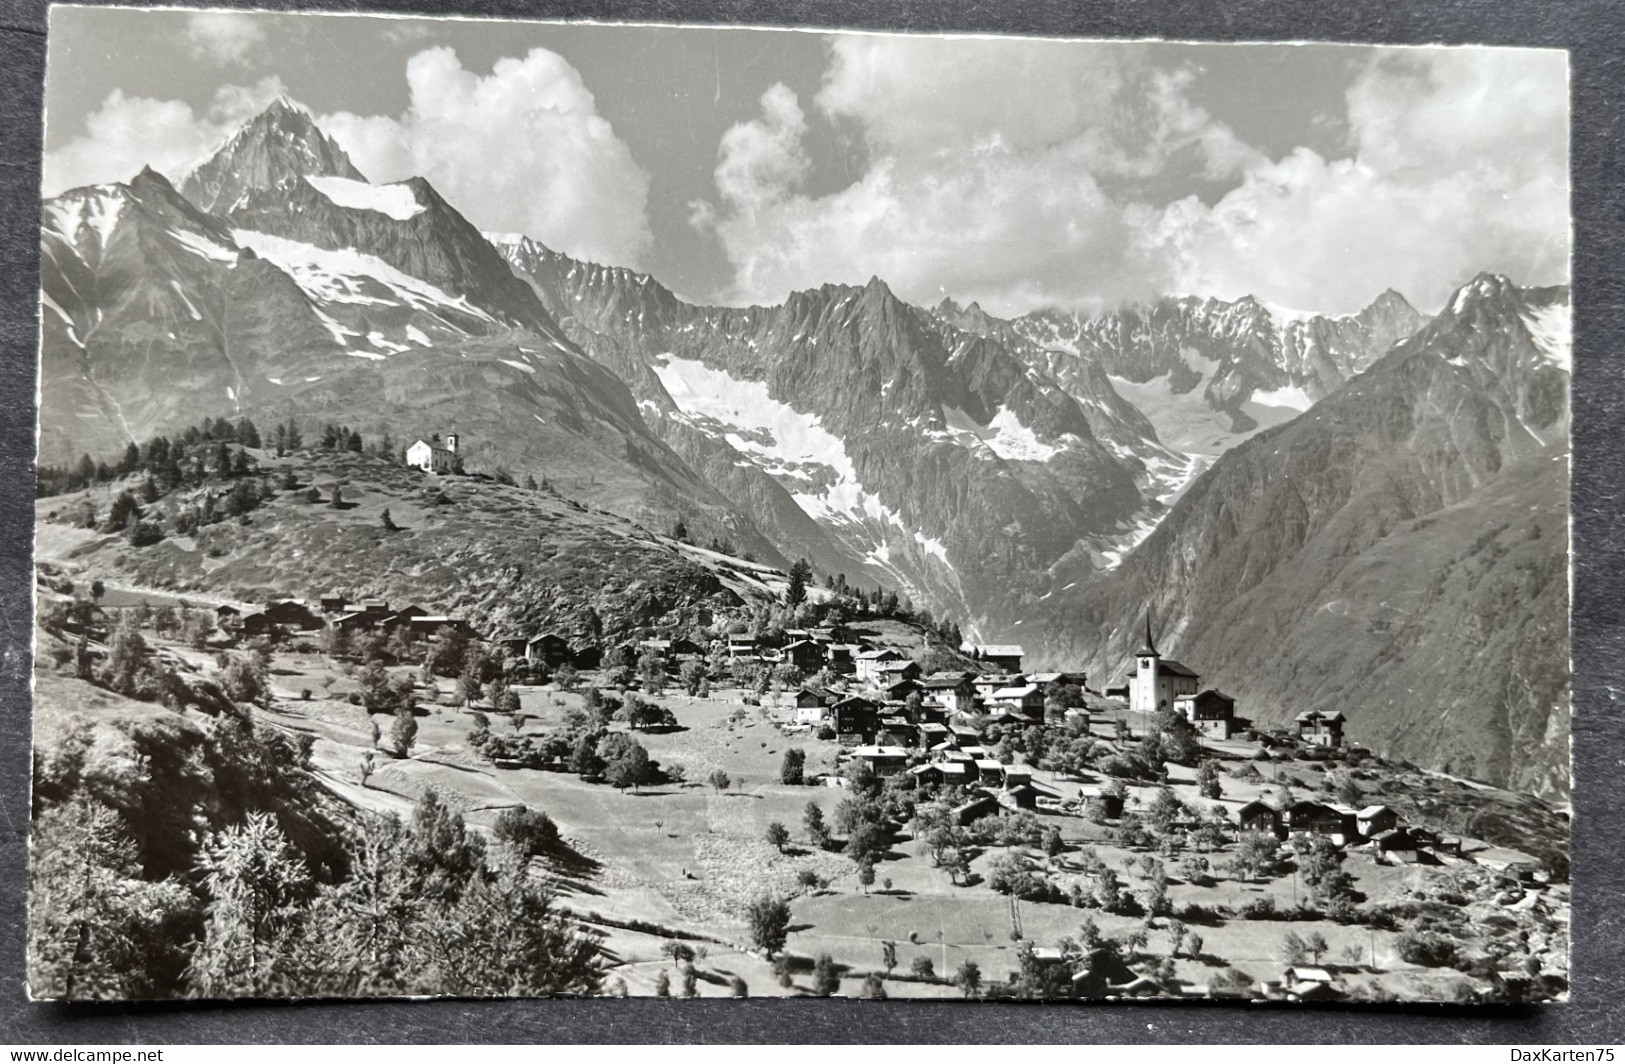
top-left (29, 7), bottom-right (1571, 1006)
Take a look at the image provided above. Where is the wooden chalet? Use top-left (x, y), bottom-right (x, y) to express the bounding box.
top-left (526, 632), bottom-right (574, 668)
top-left (824, 643), bottom-right (859, 673)
top-left (1237, 799), bottom-right (1284, 837)
top-left (794, 687), bottom-right (826, 709)
top-left (831, 695), bottom-right (881, 744)
top-left (964, 643), bottom-right (1024, 672)
top-left (953, 793), bottom-right (999, 826)
top-left (848, 745), bottom-right (909, 777)
top-left (854, 647), bottom-right (906, 682)
top-left (781, 639), bottom-right (825, 673)
top-left (794, 690), bottom-right (828, 725)
top-left (1286, 800), bottom-right (1359, 841)
top-left (877, 715), bottom-right (915, 747)
top-left (262, 599), bottom-right (323, 631)
top-left (883, 677), bottom-right (923, 702)
top-left (1357, 804), bottom-right (1398, 837)
top-left (380, 605), bottom-right (428, 630)
top-left (972, 758), bottom-right (1005, 785)
top-left (1079, 786), bottom-right (1125, 819)
top-left (1296, 708), bottom-right (1346, 748)
top-left (1071, 948), bottom-right (1154, 1000)
top-left (1172, 689), bottom-right (1238, 739)
top-left (908, 760), bottom-right (972, 789)
top-left (990, 683), bottom-right (1045, 715)
top-left (1000, 784), bottom-right (1039, 811)
top-left (921, 672), bottom-right (976, 713)
top-left (407, 615), bottom-right (467, 638)
top-left (486, 634), bottom-right (526, 657)
top-left (1368, 826), bottom-right (1421, 859)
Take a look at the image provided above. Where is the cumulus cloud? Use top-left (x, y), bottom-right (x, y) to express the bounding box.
top-left (323, 47), bottom-right (652, 269)
top-left (700, 83), bottom-right (1171, 313)
top-left (1160, 48), bottom-right (1570, 314)
top-left (697, 37), bottom-right (1263, 314)
top-left (697, 38), bottom-right (1569, 317)
top-left (43, 76), bottom-right (288, 195)
top-left (184, 12), bottom-right (267, 66)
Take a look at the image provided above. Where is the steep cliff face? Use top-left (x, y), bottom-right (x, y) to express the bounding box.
top-left (179, 96), bottom-right (366, 214)
top-left (1005, 290), bottom-right (1426, 450)
top-left (498, 236), bottom-right (1165, 633)
top-left (1039, 276), bottom-right (1570, 796)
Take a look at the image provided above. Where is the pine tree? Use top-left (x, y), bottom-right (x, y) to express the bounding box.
top-left (186, 814), bottom-right (313, 998)
top-left (786, 558), bottom-right (812, 606)
top-left (28, 799), bottom-right (192, 1000)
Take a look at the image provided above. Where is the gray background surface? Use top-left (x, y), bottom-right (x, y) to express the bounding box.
top-left (0, 0), bottom-right (1618, 1044)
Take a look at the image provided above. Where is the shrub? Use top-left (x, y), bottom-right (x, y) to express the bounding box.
top-left (780, 748), bottom-right (806, 785)
top-left (1397, 930), bottom-right (1460, 968)
top-left (126, 521), bottom-right (165, 547)
top-left (493, 805), bottom-right (559, 858)
top-left (1239, 896), bottom-right (1278, 920)
top-left (812, 953), bottom-right (840, 997)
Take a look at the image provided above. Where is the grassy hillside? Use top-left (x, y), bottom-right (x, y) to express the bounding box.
top-left (38, 448), bottom-right (788, 646)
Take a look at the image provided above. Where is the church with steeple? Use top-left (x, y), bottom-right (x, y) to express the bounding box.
top-left (1127, 613), bottom-right (1200, 715)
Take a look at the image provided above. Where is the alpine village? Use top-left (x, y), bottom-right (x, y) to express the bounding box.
top-left (30, 95), bottom-right (1570, 1006)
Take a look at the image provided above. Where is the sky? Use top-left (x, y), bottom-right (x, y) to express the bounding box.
top-left (42, 7), bottom-right (1571, 318)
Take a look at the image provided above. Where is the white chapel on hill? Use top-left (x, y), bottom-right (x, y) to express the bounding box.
top-left (407, 432), bottom-right (460, 474)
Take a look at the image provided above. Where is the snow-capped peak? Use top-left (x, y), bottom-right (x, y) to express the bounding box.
top-left (1521, 301), bottom-right (1572, 372)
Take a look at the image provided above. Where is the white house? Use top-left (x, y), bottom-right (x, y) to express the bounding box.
top-left (407, 432), bottom-right (460, 474)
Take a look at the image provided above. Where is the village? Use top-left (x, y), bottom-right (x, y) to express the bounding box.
top-left (28, 425), bottom-right (1570, 1004)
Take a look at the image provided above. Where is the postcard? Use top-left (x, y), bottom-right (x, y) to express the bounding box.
top-left (30, 7), bottom-right (1570, 1003)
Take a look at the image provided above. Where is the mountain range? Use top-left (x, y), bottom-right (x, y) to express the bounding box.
top-left (35, 96), bottom-right (1571, 796)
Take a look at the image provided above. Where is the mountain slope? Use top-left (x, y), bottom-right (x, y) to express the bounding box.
top-left (38, 100), bottom-right (786, 562)
top-left (497, 235), bottom-right (1163, 633)
top-left (1001, 290), bottom-right (1426, 453)
top-left (228, 175), bottom-right (564, 338)
top-left (1039, 275), bottom-right (1570, 796)
top-left (39, 166), bottom-right (345, 464)
top-left (36, 448), bottom-right (790, 651)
